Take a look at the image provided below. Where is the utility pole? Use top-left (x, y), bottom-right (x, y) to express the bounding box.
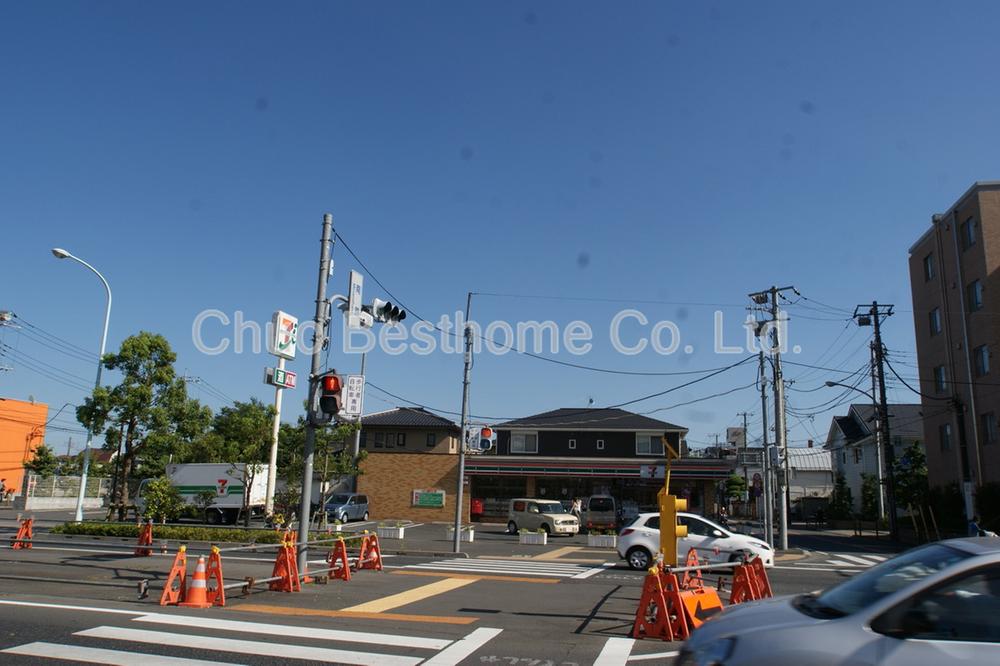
top-left (351, 351), bottom-right (366, 492)
top-left (868, 340), bottom-right (886, 521)
top-left (453, 292), bottom-right (473, 553)
top-left (868, 302), bottom-right (898, 541)
top-left (297, 213), bottom-right (335, 573)
top-left (751, 285), bottom-right (794, 550)
top-left (737, 411), bottom-right (751, 489)
top-left (759, 351), bottom-right (774, 548)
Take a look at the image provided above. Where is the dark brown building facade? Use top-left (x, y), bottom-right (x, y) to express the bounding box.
top-left (908, 182), bottom-right (1000, 506)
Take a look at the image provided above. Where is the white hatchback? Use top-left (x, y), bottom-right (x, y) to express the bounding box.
top-left (617, 511), bottom-right (774, 570)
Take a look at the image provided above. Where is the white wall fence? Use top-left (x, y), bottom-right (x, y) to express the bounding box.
top-left (10, 474), bottom-right (110, 510)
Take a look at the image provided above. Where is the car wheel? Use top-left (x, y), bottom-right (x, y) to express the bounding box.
top-left (363, 511), bottom-right (369, 521)
top-left (340, 513), bottom-right (349, 525)
top-left (627, 546), bottom-right (652, 571)
top-left (205, 510), bottom-right (221, 525)
top-left (507, 521), bottom-right (518, 535)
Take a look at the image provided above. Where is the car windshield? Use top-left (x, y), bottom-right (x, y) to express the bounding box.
top-left (809, 543), bottom-right (970, 617)
top-left (589, 498), bottom-right (614, 512)
top-left (326, 494), bottom-right (351, 505)
top-left (537, 502), bottom-right (567, 514)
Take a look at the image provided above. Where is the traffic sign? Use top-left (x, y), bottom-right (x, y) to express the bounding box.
top-left (264, 367), bottom-right (297, 389)
top-left (342, 374), bottom-right (365, 417)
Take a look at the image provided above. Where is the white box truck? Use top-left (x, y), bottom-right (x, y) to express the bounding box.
top-left (137, 463), bottom-right (269, 525)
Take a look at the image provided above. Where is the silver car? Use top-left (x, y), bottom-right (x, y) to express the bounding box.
top-left (324, 493), bottom-right (369, 524)
top-left (678, 537), bottom-right (1000, 666)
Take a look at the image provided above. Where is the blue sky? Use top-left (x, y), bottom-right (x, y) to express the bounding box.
top-left (1, 2), bottom-right (998, 454)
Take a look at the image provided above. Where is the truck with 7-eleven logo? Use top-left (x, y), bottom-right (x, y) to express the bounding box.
top-left (136, 463), bottom-right (270, 525)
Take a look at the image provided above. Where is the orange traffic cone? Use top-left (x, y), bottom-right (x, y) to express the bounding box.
top-left (178, 556), bottom-right (212, 608)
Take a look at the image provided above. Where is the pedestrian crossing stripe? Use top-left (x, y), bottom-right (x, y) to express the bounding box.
top-left (0, 601), bottom-right (504, 666)
top-left (401, 558), bottom-right (612, 579)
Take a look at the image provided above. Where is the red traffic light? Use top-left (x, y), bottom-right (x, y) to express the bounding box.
top-left (480, 427), bottom-right (493, 439)
top-left (322, 374), bottom-right (342, 393)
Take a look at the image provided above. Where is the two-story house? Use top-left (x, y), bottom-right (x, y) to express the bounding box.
top-left (468, 407), bottom-right (731, 521)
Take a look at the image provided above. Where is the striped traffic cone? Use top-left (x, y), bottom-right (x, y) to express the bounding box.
top-left (178, 556), bottom-right (212, 608)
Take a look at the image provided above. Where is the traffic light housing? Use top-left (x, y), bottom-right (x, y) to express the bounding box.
top-left (478, 426), bottom-right (494, 451)
top-left (310, 371), bottom-right (343, 425)
top-left (660, 493), bottom-right (688, 566)
top-left (368, 298), bottom-right (407, 324)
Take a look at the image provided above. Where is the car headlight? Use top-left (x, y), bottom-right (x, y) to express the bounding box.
top-left (677, 637), bottom-right (737, 666)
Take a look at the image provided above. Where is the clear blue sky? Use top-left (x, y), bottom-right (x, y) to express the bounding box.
top-left (2, 2), bottom-right (998, 455)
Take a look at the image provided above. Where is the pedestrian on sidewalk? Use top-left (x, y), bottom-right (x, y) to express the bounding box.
top-left (571, 498), bottom-right (582, 521)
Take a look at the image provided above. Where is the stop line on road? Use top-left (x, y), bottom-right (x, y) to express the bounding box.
top-left (399, 557), bottom-right (615, 579)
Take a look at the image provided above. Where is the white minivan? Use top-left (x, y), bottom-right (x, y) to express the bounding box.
top-left (617, 511), bottom-right (774, 570)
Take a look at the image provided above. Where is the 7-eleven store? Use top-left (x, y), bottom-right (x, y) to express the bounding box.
top-left (465, 456), bottom-right (734, 522)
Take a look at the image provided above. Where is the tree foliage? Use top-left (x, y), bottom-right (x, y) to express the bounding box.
top-left (23, 444), bottom-right (59, 478)
top-left (141, 476), bottom-right (185, 523)
top-left (860, 473), bottom-right (879, 521)
top-left (725, 473), bottom-right (747, 499)
top-left (829, 472), bottom-right (854, 519)
top-left (212, 398), bottom-right (275, 526)
top-left (893, 441), bottom-right (929, 510)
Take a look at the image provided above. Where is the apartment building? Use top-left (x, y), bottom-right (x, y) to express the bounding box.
top-left (907, 182), bottom-right (1000, 504)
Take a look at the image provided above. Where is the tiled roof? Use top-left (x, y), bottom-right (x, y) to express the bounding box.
top-left (495, 408), bottom-right (685, 432)
top-left (361, 407), bottom-right (459, 430)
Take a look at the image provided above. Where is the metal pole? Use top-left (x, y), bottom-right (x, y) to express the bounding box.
top-left (759, 351), bottom-right (773, 548)
top-left (297, 214), bottom-right (334, 573)
top-left (453, 292), bottom-right (472, 553)
top-left (872, 302), bottom-right (899, 540)
top-left (770, 287), bottom-right (789, 550)
top-left (351, 352), bottom-right (366, 492)
top-left (61, 253), bottom-right (111, 523)
top-left (264, 356), bottom-right (286, 516)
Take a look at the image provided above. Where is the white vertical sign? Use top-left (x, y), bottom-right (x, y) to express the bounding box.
top-left (348, 270), bottom-right (364, 329)
top-left (268, 311), bottom-right (298, 360)
top-left (342, 374), bottom-right (365, 417)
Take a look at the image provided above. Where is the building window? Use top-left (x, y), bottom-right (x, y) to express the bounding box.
top-left (568, 438), bottom-right (576, 450)
top-left (841, 451), bottom-right (847, 465)
top-left (961, 217), bottom-right (976, 250)
top-left (511, 433), bottom-right (538, 454)
top-left (981, 413), bottom-right (998, 444)
top-left (853, 448), bottom-right (862, 465)
top-left (933, 365), bottom-right (947, 393)
top-left (597, 439), bottom-right (605, 450)
top-left (929, 308), bottom-right (942, 336)
top-left (967, 280), bottom-right (984, 312)
top-left (975, 345), bottom-right (990, 377)
top-left (923, 253), bottom-right (935, 281)
top-left (397, 433), bottom-right (406, 448)
top-left (374, 432), bottom-right (385, 448)
top-left (940, 423), bottom-right (952, 451)
top-left (636, 434), bottom-right (664, 456)
top-left (426, 433), bottom-right (437, 448)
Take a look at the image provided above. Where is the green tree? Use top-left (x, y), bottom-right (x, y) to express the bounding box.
top-left (212, 399), bottom-right (274, 526)
top-left (893, 441), bottom-right (929, 511)
top-left (277, 418), bottom-right (362, 526)
top-left (725, 473), bottom-right (747, 499)
top-left (829, 472), bottom-right (854, 519)
top-left (141, 476), bottom-right (185, 523)
top-left (23, 444), bottom-right (59, 478)
top-left (76, 332), bottom-right (212, 520)
top-left (860, 473), bottom-right (879, 520)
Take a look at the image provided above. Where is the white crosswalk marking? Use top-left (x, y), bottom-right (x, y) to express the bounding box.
top-left (2, 642), bottom-right (240, 665)
top-left (0, 601), bottom-right (504, 666)
top-left (835, 553), bottom-right (882, 566)
top-left (76, 626), bottom-right (423, 666)
top-left (402, 557), bottom-right (609, 578)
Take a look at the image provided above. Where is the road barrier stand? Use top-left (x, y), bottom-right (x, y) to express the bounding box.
top-left (728, 556), bottom-right (773, 605)
top-left (355, 533), bottom-right (383, 571)
top-left (159, 546), bottom-right (188, 606)
top-left (134, 519), bottom-right (154, 556)
top-left (631, 565), bottom-right (690, 642)
top-left (10, 517), bottom-right (33, 550)
top-left (204, 546), bottom-right (226, 607)
top-left (680, 548), bottom-right (703, 589)
top-left (327, 537), bottom-right (352, 582)
top-left (269, 539), bottom-right (302, 593)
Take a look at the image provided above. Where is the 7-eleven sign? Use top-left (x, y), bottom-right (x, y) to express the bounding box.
top-left (216, 479), bottom-right (229, 496)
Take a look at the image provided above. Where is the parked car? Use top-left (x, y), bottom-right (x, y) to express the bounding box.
top-left (678, 537), bottom-right (1000, 666)
top-left (617, 511), bottom-right (774, 570)
top-left (507, 498), bottom-right (580, 536)
top-left (324, 493), bottom-right (369, 523)
top-left (581, 495), bottom-right (618, 532)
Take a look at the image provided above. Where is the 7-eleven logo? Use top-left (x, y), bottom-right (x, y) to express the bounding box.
top-left (216, 479), bottom-right (229, 496)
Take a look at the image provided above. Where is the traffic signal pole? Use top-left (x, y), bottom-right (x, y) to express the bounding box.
top-left (453, 292), bottom-right (473, 553)
top-left (297, 213), bottom-right (335, 573)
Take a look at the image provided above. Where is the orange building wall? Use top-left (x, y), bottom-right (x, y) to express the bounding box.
top-left (0, 398), bottom-right (48, 493)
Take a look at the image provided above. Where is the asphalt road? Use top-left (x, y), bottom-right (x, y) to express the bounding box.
top-left (0, 517), bottom-right (901, 665)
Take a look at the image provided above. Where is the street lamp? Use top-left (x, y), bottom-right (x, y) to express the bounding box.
top-left (824, 380), bottom-right (887, 525)
top-left (51, 248), bottom-right (112, 523)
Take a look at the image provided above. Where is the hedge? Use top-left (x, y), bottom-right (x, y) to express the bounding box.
top-left (50, 522), bottom-right (331, 544)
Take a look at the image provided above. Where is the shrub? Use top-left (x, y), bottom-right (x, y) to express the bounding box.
top-left (142, 477), bottom-right (185, 523)
top-left (50, 521), bottom-right (328, 544)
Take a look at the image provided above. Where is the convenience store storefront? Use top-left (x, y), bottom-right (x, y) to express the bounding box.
top-left (466, 456), bottom-right (734, 522)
